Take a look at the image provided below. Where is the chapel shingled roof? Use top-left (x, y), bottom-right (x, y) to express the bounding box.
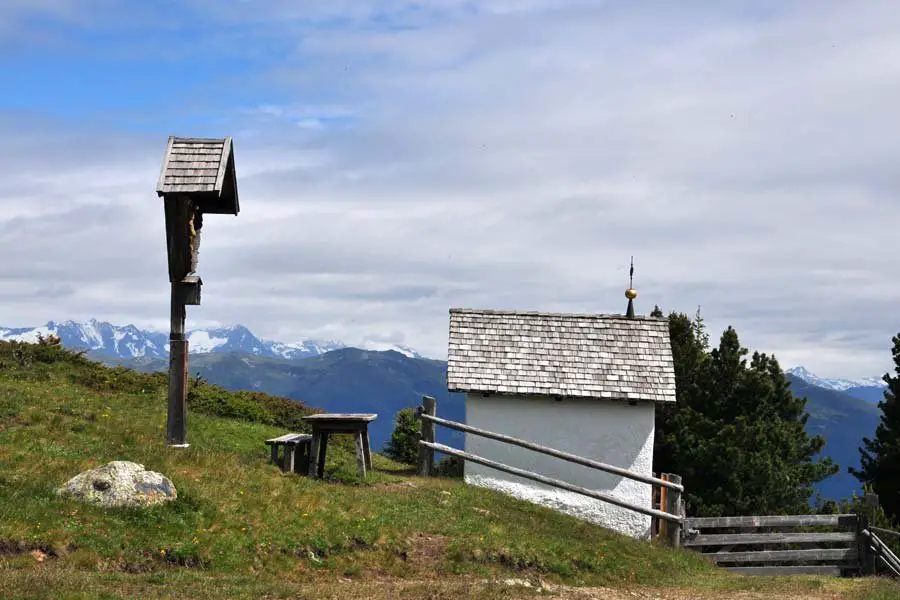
top-left (447, 308), bottom-right (676, 402)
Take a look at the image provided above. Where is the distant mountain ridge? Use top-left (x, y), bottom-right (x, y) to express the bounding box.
top-left (784, 373), bottom-right (881, 502)
top-left (0, 320), bottom-right (423, 361)
top-left (787, 366), bottom-right (886, 392)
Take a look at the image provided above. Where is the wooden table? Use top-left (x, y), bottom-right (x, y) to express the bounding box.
top-left (302, 413), bottom-right (378, 479)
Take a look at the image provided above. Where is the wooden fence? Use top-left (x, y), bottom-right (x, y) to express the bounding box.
top-left (415, 395), bottom-right (686, 546)
top-left (414, 395), bottom-right (900, 573)
top-left (862, 526), bottom-right (900, 577)
top-left (683, 514), bottom-right (863, 576)
top-left (680, 492), bottom-right (900, 577)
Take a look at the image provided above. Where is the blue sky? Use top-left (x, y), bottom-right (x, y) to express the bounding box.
top-left (1, 1), bottom-right (899, 378)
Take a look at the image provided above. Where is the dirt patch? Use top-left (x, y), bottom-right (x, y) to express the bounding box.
top-left (112, 549), bottom-right (210, 574)
top-left (0, 540), bottom-right (58, 560)
top-left (395, 534), bottom-right (451, 568)
top-left (374, 481), bottom-right (419, 492)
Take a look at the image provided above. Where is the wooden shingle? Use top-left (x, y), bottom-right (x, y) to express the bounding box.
top-left (447, 308), bottom-right (676, 402)
top-left (156, 136), bottom-right (239, 215)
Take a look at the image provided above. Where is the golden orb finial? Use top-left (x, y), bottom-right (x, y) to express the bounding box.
top-left (625, 256), bottom-right (637, 318)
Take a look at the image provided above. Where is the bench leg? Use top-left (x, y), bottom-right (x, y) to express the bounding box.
top-left (354, 431), bottom-right (367, 479)
top-left (308, 433), bottom-right (321, 478)
top-left (284, 444), bottom-right (296, 473)
top-left (270, 444), bottom-right (279, 466)
top-left (317, 433), bottom-right (329, 479)
top-left (294, 442), bottom-right (306, 474)
top-left (362, 430), bottom-right (373, 470)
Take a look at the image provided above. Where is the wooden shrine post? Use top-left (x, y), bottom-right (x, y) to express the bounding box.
top-left (156, 136), bottom-right (240, 447)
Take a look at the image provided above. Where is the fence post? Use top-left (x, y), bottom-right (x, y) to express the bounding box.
top-left (417, 395), bottom-right (436, 477)
top-left (857, 511), bottom-right (870, 576)
top-left (865, 492), bottom-right (880, 522)
top-left (658, 474), bottom-right (669, 541)
top-left (864, 492), bottom-right (880, 575)
top-left (666, 473), bottom-right (683, 548)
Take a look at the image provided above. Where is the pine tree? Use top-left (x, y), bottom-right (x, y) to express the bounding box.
top-left (653, 308), bottom-right (837, 516)
top-left (727, 350), bottom-right (836, 514)
top-left (383, 408), bottom-right (421, 465)
top-left (850, 334), bottom-right (900, 521)
top-left (652, 309), bottom-right (710, 478)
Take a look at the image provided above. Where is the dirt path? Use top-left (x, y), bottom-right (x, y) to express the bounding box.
top-left (489, 577), bottom-right (873, 600)
top-left (1, 562), bottom-right (891, 599)
top-left (540, 588), bottom-right (842, 599)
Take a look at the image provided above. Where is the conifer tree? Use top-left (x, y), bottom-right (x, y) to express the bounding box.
top-left (653, 309), bottom-right (837, 516)
top-left (851, 334), bottom-right (900, 521)
top-left (383, 407), bottom-right (420, 465)
top-left (652, 309), bottom-right (710, 478)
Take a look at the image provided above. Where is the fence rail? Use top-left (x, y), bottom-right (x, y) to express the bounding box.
top-left (418, 411), bottom-right (684, 492)
top-left (862, 529), bottom-right (900, 577)
top-left (870, 526), bottom-right (900, 539)
top-left (685, 514), bottom-right (858, 529)
top-left (415, 395), bottom-right (685, 545)
top-left (421, 440), bottom-right (682, 524)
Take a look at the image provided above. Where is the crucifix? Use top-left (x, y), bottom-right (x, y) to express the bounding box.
top-left (156, 136), bottom-right (240, 447)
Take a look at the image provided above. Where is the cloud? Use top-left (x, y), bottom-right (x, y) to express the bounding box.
top-left (1, 1), bottom-right (899, 378)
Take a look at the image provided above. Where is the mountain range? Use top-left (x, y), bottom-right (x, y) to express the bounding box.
top-left (783, 373), bottom-right (881, 502)
top-left (1, 320), bottom-right (889, 502)
top-left (787, 366), bottom-right (887, 404)
top-left (0, 320), bottom-right (422, 361)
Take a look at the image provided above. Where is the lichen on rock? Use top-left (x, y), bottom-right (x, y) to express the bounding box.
top-left (57, 461), bottom-right (177, 508)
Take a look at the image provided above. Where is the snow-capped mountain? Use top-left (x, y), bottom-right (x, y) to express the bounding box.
top-left (0, 320), bottom-right (423, 361)
top-left (0, 320), bottom-right (170, 359)
top-left (786, 366), bottom-right (886, 392)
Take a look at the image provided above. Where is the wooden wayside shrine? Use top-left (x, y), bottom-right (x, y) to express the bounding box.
top-left (156, 136), bottom-right (240, 447)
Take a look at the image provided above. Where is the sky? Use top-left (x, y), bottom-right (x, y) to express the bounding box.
top-left (0, 1), bottom-right (898, 379)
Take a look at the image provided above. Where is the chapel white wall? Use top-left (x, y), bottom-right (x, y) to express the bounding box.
top-left (464, 392), bottom-right (655, 539)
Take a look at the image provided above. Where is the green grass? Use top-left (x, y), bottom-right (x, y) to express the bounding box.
top-left (0, 339), bottom-right (898, 599)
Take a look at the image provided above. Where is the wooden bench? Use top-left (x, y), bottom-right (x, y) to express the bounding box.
top-left (265, 433), bottom-right (312, 474)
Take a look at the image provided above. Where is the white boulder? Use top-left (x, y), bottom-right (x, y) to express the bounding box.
top-left (57, 461), bottom-right (177, 508)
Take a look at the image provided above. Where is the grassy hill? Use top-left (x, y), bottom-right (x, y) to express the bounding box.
top-left (2, 341), bottom-right (898, 599)
top-left (114, 351), bottom-right (881, 503)
top-left (110, 348), bottom-right (467, 452)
